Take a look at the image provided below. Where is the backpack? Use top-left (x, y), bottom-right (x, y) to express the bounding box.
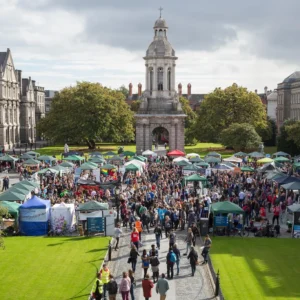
top-left (109, 280), bottom-right (118, 294)
top-left (169, 252), bottom-right (177, 263)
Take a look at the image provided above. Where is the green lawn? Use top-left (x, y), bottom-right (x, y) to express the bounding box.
top-left (211, 238), bottom-right (300, 300)
top-left (37, 143), bottom-right (277, 159)
top-left (0, 236), bottom-right (110, 300)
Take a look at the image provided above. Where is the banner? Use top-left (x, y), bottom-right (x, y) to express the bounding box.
top-left (79, 210), bottom-right (102, 221)
top-left (20, 209), bottom-right (47, 222)
top-left (214, 215), bottom-right (228, 227)
top-left (87, 217), bottom-right (104, 232)
top-left (293, 212), bottom-right (300, 238)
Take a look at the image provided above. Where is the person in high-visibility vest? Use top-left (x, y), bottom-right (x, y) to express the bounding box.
top-left (92, 272), bottom-right (103, 300)
top-left (135, 217), bottom-right (143, 241)
top-left (99, 263), bottom-right (110, 299)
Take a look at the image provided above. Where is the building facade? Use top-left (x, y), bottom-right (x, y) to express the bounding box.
top-left (0, 48), bottom-right (45, 149)
top-left (277, 72), bottom-right (300, 129)
top-left (45, 90), bottom-right (58, 115)
top-left (135, 16), bottom-right (186, 154)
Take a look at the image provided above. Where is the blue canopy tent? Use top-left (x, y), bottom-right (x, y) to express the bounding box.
top-left (19, 196), bottom-right (50, 236)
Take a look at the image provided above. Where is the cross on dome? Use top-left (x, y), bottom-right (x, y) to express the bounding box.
top-left (159, 7), bottom-right (163, 18)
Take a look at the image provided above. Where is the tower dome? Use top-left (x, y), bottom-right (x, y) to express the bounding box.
top-left (154, 17), bottom-right (168, 29)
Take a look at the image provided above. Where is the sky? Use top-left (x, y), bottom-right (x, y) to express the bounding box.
top-left (1, 0), bottom-right (300, 94)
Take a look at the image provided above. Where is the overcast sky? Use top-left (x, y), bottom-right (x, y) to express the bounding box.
top-left (1, 0), bottom-right (300, 94)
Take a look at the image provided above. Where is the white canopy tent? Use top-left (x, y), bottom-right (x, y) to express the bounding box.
top-left (50, 203), bottom-right (76, 231)
top-left (142, 150), bottom-right (157, 157)
top-left (173, 157), bottom-right (189, 163)
top-left (223, 156), bottom-right (242, 163)
top-left (186, 153), bottom-right (200, 158)
top-left (124, 159), bottom-right (146, 169)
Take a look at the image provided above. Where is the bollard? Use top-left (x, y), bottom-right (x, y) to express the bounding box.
top-left (108, 242), bottom-right (112, 261)
top-left (215, 269), bottom-right (220, 296)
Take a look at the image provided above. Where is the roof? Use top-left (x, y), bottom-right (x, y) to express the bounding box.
top-left (154, 17), bottom-right (168, 29)
top-left (211, 201), bottom-right (244, 214)
top-left (283, 71), bottom-right (300, 83)
top-left (146, 39), bottom-right (175, 57)
top-left (0, 51), bottom-right (7, 69)
top-left (267, 90), bottom-right (277, 101)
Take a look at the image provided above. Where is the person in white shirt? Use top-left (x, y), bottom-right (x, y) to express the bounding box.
top-left (114, 223), bottom-right (123, 251)
top-left (238, 191), bottom-right (245, 207)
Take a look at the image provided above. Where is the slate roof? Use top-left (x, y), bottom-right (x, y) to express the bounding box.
top-left (154, 17), bottom-right (168, 28)
top-left (0, 51), bottom-right (7, 69)
top-left (283, 71), bottom-right (300, 83)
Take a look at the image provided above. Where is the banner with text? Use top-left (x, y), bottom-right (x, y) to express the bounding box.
top-left (20, 209), bottom-right (48, 222)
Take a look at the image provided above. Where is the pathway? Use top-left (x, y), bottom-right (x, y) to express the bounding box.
top-left (106, 228), bottom-right (216, 300)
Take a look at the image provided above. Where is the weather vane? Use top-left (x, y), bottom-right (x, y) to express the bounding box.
top-left (159, 7), bottom-right (163, 18)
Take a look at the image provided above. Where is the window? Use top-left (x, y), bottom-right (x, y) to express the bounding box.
top-left (149, 68), bottom-right (153, 91)
top-left (157, 67), bottom-right (163, 90)
top-left (167, 68), bottom-right (171, 91)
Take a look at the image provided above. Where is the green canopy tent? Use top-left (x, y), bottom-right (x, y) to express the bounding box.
top-left (287, 203), bottom-right (300, 213)
top-left (14, 180), bottom-right (39, 189)
top-left (272, 151), bottom-right (290, 157)
top-left (249, 152), bottom-right (264, 159)
top-left (79, 162), bottom-right (97, 170)
top-left (88, 157), bottom-right (106, 164)
top-left (130, 156), bottom-right (147, 162)
top-left (22, 158), bottom-right (41, 166)
top-left (103, 151), bottom-right (117, 156)
top-left (184, 174), bottom-right (207, 182)
top-left (281, 181), bottom-right (300, 190)
top-left (234, 151), bottom-right (248, 157)
top-left (204, 156), bottom-right (221, 163)
top-left (37, 155), bottom-right (56, 161)
top-left (26, 151), bottom-right (40, 157)
top-left (0, 190), bottom-right (26, 202)
top-left (89, 151), bottom-right (102, 156)
top-left (37, 168), bottom-right (59, 175)
top-left (100, 164), bottom-right (116, 170)
top-left (189, 156), bottom-right (204, 163)
top-left (60, 161), bottom-right (75, 168)
top-left (206, 151), bottom-right (221, 158)
top-left (0, 154), bottom-right (18, 168)
top-left (0, 201), bottom-right (20, 218)
top-left (241, 166), bottom-right (255, 172)
top-left (122, 151), bottom-right (136, 157)
top-left (265, 171), bottom-right (285, 180)
top-left (108, 155), bottom-right (123, 162)
top-left (273, 156), bottom-right (290, 163)
top-left (77, 201), bottom-right (109, 211)
top-left (19, 153), bottom-right (34, 160)
top-left (182, 164), bottom-right (201, 172)
top-left (86, 161), bottom-right (98, 167)
top-left (51, 165), bottom-right (70, 174)
top-left (175, 160), bottom-right (191, 166)
top-left (125, 163), bottom-right (141, 171)
top-left (9, 186), bottom-right (31, 196)
top-left (195, 161), bottom-right (210, 167)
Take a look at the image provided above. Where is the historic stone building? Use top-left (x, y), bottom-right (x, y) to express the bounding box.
top-left (0, 48), bottom-right (45, 149)
top-left (277, 71), bottom-right (300, 129)
top-left (135, 16), bottom-right (186, 154)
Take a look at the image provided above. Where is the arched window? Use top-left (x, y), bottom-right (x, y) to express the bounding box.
top-left (158, 29), bottom-right (163, 37)
top-left (167, 68), bottom-right (171, 91)
top-left (149, 67), bottom-right (153, 91)
top-left (157, 67), bottom-right (163, 90)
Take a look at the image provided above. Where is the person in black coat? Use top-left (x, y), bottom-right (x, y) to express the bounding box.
top-left (187, 246), bottom-right (198, 276)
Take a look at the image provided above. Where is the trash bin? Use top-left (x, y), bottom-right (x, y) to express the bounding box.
top-left (200, 218), bottom-right (209, 236)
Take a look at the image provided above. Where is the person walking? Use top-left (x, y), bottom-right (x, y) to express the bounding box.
top-left (187, 246), bottom-right (198, 276)
top-left (168, 229), bottom-right (176, 249)
top-left (191, 223), bottom-right (200, 247)
top-left (106, 274), bottom-right (118, 300)
top-left (149, 246), bottom-right (160, 283)
top-left (141, 249), bottom-right (150, 279)
top-left (156, 273), bottom-right (169, 300)
top-left (272, 204), bottom-right (280, 226)
top-left (131, 228), bottom-right (140, 250)
top-left (114, 223), bottom-right (122, 251)
top-left (166, 248), bottom-right (177, 279)
top-left (91, 272), bottom-right (103, 300)
top-left (135, 217), bottom-right (143, 241)
top-left (154, 224), bottom-right (162, 250)
top-left (99, 263), bottom-right (110, 299)
top-left (173, 243), bottom-right (181, 275)
top-left (142, 273), bottom-right (154, 300)
top-left (201, 234), bottom-right (212, 265)
top-left (128, 269), bottom-right (135, 300)
top-left (183, 228), bottom-right (194, 255)
top-left (119, 271), bottom-right (131, 300)
top-left (129, 245), bottom-right (139, 272)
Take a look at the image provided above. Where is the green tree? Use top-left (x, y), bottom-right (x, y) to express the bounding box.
top-left (130, 100), bottom-right (141, 112)
top-left (286, 120), bottom-right (300, 148)
top-left (0, 204), bottom-right (8, 238)
top-left (179, 96), bottom-right (197, 144)
top-left (263, 117), bottom-right (277, 146)
top-left (277, 119), bottom-right (300, 156)
top-left (220, 123), bottom-right (262, 151)
top-left (193, 83), bottom-right (267, 142)
top-left (116, 85), bottom-right (129, 98)
top-left (37, 82), bottom-right (134, 149)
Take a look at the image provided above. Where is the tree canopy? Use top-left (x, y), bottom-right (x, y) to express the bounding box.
top-left (193, 83), bottom-right (267, 142)
top-left (220, 123), bottom-right (262, 151)
top-left (37, 82), bottom-right (134, 149)
top-left (285, 120), bottom-right (300, 149)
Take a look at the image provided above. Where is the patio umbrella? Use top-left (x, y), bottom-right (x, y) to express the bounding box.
top-left (0, 154), bottom-right (18, 162)
top-left (241, 166), bottom-right (255, 172)
top-left (281, 181), bottom-right (300, 190)
top-left (212, 164), bottom-right (233, 170)
top-left (38, 155), bottom-right (56, 161)
top-left (206, 151), bottom-right (221, 158)
top-left (38, 168), bottom-right (59, 175)
top-left (222, 161), bottom-right (238, 168)
top-left (175, 160), bottom-right (191, 166)
top-left (249, 152), bottom-right (265, 158)
top-left (234, 151), bottom-right (248, 157)
top-left (274, 156), bottom-right (290, 163)
top-left (19, 153), bottom-right (34, 160)
top-left (186, 153), bottom-right (200, 158)
top-left (182, 164), bottom-right (200, 171)
top-left (108, 155), bottom-right (123, 161)
top-left (63, 155), bottom-right (83, 161)
top-left (257, 157), bottom-right (274, 164)
top-left (184, 174), bottom-right (207, 182)
top-left (223, 156), bottom-right (242, 163)
top-left (189, 156), bottom-right (204, 163)
top-left (195, 162), bottom-right (210, 167)
top-left (0, 190), bottom-right (26, 202)
top-left (86, 161), bottom-right (98, 167)
top-left (204, 156), bottom-right (221, 163)
top-left (60, 161), bottom-right (75, 168)
top-left (142, 150), bottom-right (156, 156)
top-left (89, 151), bottom-right (102, 156)
top-left (273, 151), bottom-right (289, 157)
top-left (173, 157), bottom-right (189, 163)
top-left (89, 157), bottom-right (106, 164)
top-left (100, 164), bottom-right (116, 170)
top-left (167, 149), bottom-right (185, 156)
top-left (79, 162), bottom-right (97, 170)
top-left (51, 165), bottom-right (69, 172)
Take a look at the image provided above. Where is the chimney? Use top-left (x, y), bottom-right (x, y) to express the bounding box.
top-left (264, 86), bottom-right (268, 95)
top-left (187, 83), bottom-right (192, 97)
top-left (138, 83), bottom-right (142, 97)
top-left (178, 83), bottom-right (182, 96)
top-left (255, 89), bottom-right (257, 94)
top-left (16, 70), bottom-right (22, 96)
top-left (129, 83), bottom-right (133, 97)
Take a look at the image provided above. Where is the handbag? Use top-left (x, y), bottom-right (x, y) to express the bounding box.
top-left (127, 257), bottom-right (132, 264)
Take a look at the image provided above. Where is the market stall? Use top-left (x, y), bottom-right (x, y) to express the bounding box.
top-left (50, 203), bottom-right (76, 231)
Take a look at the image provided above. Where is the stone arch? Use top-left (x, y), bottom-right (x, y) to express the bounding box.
top-left (151, 125), bottom-right (170, 146)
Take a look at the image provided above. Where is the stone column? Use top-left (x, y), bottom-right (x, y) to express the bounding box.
top-left (172, 64), bottom-right (176, 91)
top-left (153, 65), bottom-right (157, 91)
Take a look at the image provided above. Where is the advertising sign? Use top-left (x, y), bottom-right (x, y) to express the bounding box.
top-left (87, 217), bottom-right (104, 232)
top-left (214, 215), bottom-right (228, 227)
top-left (20, 209), bottom-right (47, 222)
top-left (293, 212), bottom-right (300, 238)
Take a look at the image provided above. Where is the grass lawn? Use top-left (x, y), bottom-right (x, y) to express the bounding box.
top-left (210, 238), bottom-right (300, 300)
top-left (37, 143), bottom-right (277, 159)
top-left (0, 236), bottom-right (110, 300)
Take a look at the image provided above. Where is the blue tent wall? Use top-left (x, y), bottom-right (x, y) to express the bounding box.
top-left (19, 196), bottom-right (50, 236)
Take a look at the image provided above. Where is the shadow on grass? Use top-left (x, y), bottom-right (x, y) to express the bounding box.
top-left (86, 248), bottom-right (107, 253)
top-left (66, 293), bottom-right (90, 300)
top-left (47, 242), bottom-right (64, 247)
top-left (211, 237), bottom-right (300, 299)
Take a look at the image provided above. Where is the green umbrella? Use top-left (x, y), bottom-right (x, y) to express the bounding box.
top-left (103, 151), bottom-right (117, 156)
top-left (175, 160), bottom-right (191, 166)
top-left (23, 158), bottom-right (41, 166)
top-left (241, 166), bottom-right (255, 172)
top-left (19, 153), bottom-right (34, 160)
top-left (26, 151), bottom-right (40, 157)
top-left (249, 152), bottom-right (264, 158)
top-left (51, 165), bottom-right (68, 172)
top-left (63, 155), bottom-right (84, 161)
top-left (38, 168), bottom-right (59, 175)
top-left (89, 157), bottom-right (105, 164)
top-left (86, 161), bottom-right (98, 167)
top-left (0, 190), bottom-right (26, 201)
top-left (108, 155), bottom-right (123, 161)
top-left (189, 156), bottom-right (204, 163)
top-left (274, 156), bottom-right (290, 163)
top-left (206, 151), bottom-right (221, 158)
top-left (60, 161), bottom-right (75, 167)
top-left (80, 162), bottom-right (97, 170)
top-left (0, 154), bottom-right (18, 162)
top-left (100, 164), bottom-right (116, 170)
top-left (273, 151), bottom-right (289, 157)
top-left (122, 151), bottom-right (135, 157)
top-left (184, 174), bottom-right (207, 182)
top-left (282, 181), bottom-right (300, 190)
top-left (183, 164), bottom-right (200, 171)
top-left (38, 155), bottom-right (56, 161)
top-left (204, 156), bottom-right (221, 163)
top-left (125, 163), bottom-right (140, 171)
top-left (195, 162), bottom-right (210, 167)
top-left (131, 156), bottom-right (147, 162)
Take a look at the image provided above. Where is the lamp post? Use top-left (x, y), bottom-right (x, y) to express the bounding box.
top-left (115, 185), bottom-right (120, 224)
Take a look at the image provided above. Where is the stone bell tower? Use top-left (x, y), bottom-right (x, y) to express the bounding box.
top-left (135, 13), bottom-right (186, 154)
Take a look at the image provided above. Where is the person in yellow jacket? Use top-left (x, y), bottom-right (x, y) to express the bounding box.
top-left (92, 272), bottom-right (103, 300)
top-left (99, 263), bottom-right (110, 299)
top-left (135, 217), bottom-right (143, 241)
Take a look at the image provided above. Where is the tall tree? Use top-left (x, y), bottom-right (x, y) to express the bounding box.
top-left (116, 85), bottom-right (129, 98)
top-left (277, 119), bottom-right (300, 156)
top-left (37, 82), bottom-right (134, 149)
top-left (285, 120), bottom-right (300, 148)
top-left (0, 204), bottom-right (8, 237)
top-left (179, 96), bottom-right (197, 144)
top-left (193, 83), bottom-right (267, 142)
top-left (220, 123), bottom-right (262, 151)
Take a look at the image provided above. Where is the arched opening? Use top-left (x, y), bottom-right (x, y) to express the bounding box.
top-left (149, 67), bottom-right (153, 92)
top-left (158, 29), bottom-right (163, 37)
top-left (157, 67), bottom-right (163, 91)
top-left (152, 126), bottom-right (169, 146)
top-left (167, 67), bottom-right (171, 91)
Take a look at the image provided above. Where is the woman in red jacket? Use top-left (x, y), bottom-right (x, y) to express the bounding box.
top-left (131, 227), bottom-right (140, 250)
top-left (142, 273), bottom-right (154, 300)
